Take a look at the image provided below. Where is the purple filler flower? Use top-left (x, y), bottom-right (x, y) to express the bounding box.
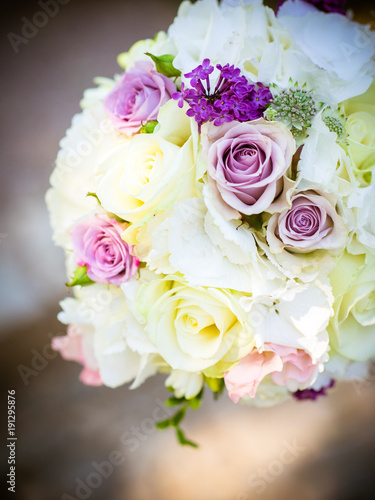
top-left (71, 215), bottom-right (139, 287)
top-left (172, 60), bottom-right (272, 131)
top-left (104, 61), bottom-right (176, 136)
top-left (293, 379), bottom-right (335, 400)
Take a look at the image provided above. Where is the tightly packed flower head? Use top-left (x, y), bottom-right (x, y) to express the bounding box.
top-left (173, 59), bottom-right (272, 130)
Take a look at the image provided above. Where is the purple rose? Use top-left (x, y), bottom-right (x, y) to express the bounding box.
top-left (267, 190), bottom-right (347, 253)
top-left (71, 215), bottom-right (139, 286)
top-left (202, 119), bottom-right (295, 216)
top-left (104, 61), bottom-right (177, 136)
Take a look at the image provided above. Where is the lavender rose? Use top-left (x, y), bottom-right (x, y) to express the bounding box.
top-left (267, 190), bottom-right (347, 253)
top-left (202, 118), bottom-right (295, 216)
top-left (71, 215), bottom-right (139, 286)
top-left (104, 60), bottom-right (176, 136)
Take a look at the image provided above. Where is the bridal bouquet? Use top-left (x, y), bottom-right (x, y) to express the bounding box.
top-left (46, 0), bottom-right (375, 445)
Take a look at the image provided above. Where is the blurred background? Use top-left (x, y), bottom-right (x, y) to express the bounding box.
top-left (0, 0), bottom-right (375, 499)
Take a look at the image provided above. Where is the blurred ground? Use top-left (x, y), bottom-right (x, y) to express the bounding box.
top-left (1, 1), bottom-right (375, 499)
top-left (1, 317), bottom-right (375, 500)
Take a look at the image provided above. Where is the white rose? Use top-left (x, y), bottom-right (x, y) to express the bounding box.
top-left (328, 252), bottom-right (375, 362)
top-left (341, 79), bottom-right (375, 187)
top-left (96, 100), bottom-right (198, 223)
top-left (135, 275), bottom-right (254, 377)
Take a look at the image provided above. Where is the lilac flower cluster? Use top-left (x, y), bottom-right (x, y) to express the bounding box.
top-left (277, 0), bottom-right (347, 15)
top-left (293, 379), bottom-right (335, 401)
top-left (172, 59), bottom-right (272, 131)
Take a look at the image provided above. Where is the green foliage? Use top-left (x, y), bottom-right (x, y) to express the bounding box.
top-left (66, 266), bottom-right (94, 288)
top-left (155, 388), bottom-right (204, 448)
top-left (241, 213), bottom-right (264, 231)
top-left (139, 120), bottom-right (158, 134)
top-left (145, 53), bottom-right (181, 78)
top-left (176, 428), bottom-right (199, 448)
top-left (204, 376), bottom-right (225, 400)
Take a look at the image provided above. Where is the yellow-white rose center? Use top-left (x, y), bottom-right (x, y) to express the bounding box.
top-left (351, 289), bottom-right (375, 326)
top-left (346, 112), bottom-right (375, 147)
top-left (169, 295), bottom-right (239, 361)
top-left (123, 139), bottom-right (165, 199)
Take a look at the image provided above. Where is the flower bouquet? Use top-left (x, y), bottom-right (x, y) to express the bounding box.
top-left (46, 0), bottom-right (375, 446)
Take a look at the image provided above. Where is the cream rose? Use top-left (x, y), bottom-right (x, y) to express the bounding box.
top-left (341, 80), bottom-right (375, 187)
top-left (328, 252), bottom-right (375, 362)
top-left (96, 100), bottom-right (198, 223)
top-left (135, 276), bottom-right (254, 376)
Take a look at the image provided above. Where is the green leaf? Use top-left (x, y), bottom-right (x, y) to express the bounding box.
top-left (176, 427), bottom-right (199, 448)
top-left (165, 396), bottom-right (186, 407)
top-left (171, 407), bottom-right (187, 427)
top-left (204, 376), bottom-right (225, 394)
top-left (155, 405), bottom-right (187, 430)
top-left (66, 266), bottom-right (94, 287)
top-left (187, 389), bottom-right (204, 410)
top-left (241, 213), bottom-right (264, 231)
top-left (139, 120), bottom-right (158, 134)
top-left (145, 53), bottom-right (181, 78)
top-left (155, 418), bottom-right (172, 430)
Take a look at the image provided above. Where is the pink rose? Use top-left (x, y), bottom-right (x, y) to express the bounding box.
top-left (71, 215), bottom-right (139, 286)
top-left (52, 324), bottom-right (102, 386)
top-left (268, 344), bottom-right (317, 390)
top-left (104, 60), bottom-right (176, 136)
top-left (267, 190), bottom-right (348, 253)
top-left (202, 118), bottom-right (295, 216)
top-left (224, 343), bottom-right (316, 402)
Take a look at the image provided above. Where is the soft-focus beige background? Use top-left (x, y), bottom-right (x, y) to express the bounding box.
top-left (1, 1), bottom-right (375, 499)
